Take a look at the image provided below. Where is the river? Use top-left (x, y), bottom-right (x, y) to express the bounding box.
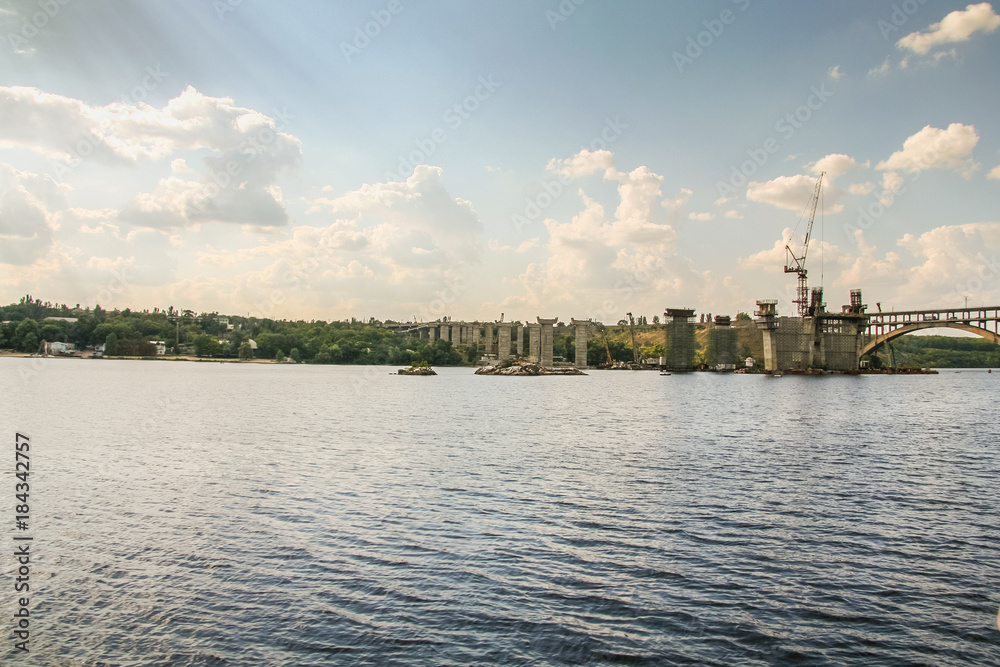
top-left (1, 358), bottom-right (998, 665)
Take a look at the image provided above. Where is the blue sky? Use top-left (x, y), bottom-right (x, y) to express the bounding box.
top-left (1, 0), bottom-right (999, 322)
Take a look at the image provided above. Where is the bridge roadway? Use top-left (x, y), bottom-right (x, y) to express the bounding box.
top-left (861, 306), bottom-right (1000, 356)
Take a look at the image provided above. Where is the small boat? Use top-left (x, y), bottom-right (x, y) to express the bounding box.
top-left (659, 370), bottom-right (671, 376)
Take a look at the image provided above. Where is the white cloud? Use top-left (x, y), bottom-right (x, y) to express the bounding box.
top-left (507, 150), bottom-right (708, 316)
top-left (828, 65), bottom-right (844, 79)
top-left (848, 182), bottom-right (875, 195)
top-left (875, 123), bottom-right (980, 178)
top-left (747, 175), bottom-right (825, 212)
top-left (987, 165), bottom-right (1000, 180)
top-left (724, 210), bottom-right (743, 220)
top-left (0, 163), bottom-right (62, 265)
top-left (746, 153), bottom-right (863, 214)
top-left (897, 2), bottom-right (1000, 54)
top-left (739, 229), bottom-right (849, 277)
top-left (0, 86), bottom-right (302, 229)
top-left (867, 57), bottom-right (891, 79)
top-left (545, 149), bottom-right (616, 179)
top-left (689, 212), bottom-right (714, 221)
top-left (308, 164), bottom-right (482, 266)
top-left (894, 222), bottom-right (1000, 305)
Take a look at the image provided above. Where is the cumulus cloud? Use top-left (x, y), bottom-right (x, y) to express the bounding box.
top-left (308, 164), bottom-right (483, 266)
top-left (0, 163), bottom-right (62, 264)
top-left (505, 150), bottom-right (710, 317)
top-left (894, 222), bottom-right (1000, 305)
top-left (867, 57), bottom-right (892, 79)
top-left (0, 86), bottom-right (302, 229)
top-left (897, 2), bottom-right (1000, 54)
top-left (875, 123), bottom-right (980, 178)
top-left (828, 65), bottom-right (844, 79)
top-left (545, 149), bottom-right (616, 179)
top-left (746, 153), bottom-right (864, 214)
top-left (739, 228), bottom-right (849, 277)
top-left (988, 165), bottom-right (1000, 180)
top-left (689, 212), bottom-right (714, 221)
top-left (747, 174), bottom-right (832, 213)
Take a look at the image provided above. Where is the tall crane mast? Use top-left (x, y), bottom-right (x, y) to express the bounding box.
top-left (626, 312), bottom-right (640, 364)
top-left (784, 172), bottom-right (824, 317)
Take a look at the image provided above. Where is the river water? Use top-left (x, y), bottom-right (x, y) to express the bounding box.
top-left (1, 358), bottom-right (998, 665)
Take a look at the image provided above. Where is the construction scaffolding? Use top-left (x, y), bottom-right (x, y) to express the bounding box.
top-left (706, 315), bottom-right (738, 370)
top-left (663, 308), bottom-right (697, 372)
top-left (754, 290), bottom-right (869, 372)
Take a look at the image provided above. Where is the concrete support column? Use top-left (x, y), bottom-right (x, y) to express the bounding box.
top-left (472, 324), bottom-right (480, 349)
top-left (484, 324), bottom-right (494, 356)
top-left (516, 323), bottom-right (523, 356)
top-left (497, 322), bottom-right (512, 361)
top-left (429, 326), bottom-right (437, 342)
top-left (451, 323), bottom-right (460, 344)
top-left (570, 318), bottom-right (592, 369)
top-left (537, 317), bottom-right (558, 367)
top-left (527, 323), bottom-right (541, 363)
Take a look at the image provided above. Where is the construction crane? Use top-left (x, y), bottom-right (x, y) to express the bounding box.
top-left (784, 172), bottom-right (824, 317)
top-left (626, 312), bottom-right (640, 364)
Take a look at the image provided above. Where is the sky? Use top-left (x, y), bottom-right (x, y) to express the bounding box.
top-left (1, 0), bottom-right (999, 324)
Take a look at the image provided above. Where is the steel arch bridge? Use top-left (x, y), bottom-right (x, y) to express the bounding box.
top-left (861, 306), bottom-right (1000, 357)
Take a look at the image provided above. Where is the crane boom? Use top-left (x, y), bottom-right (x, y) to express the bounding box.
top-left (783, 172), bottom-right (824, 317)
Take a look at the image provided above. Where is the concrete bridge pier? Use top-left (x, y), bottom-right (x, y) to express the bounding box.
top-left (484, 323), bottom-right (494, 356)
top-left (570, 318), bottom-right (592, 369)
top-left (538, 317), bottom-right (558, 367)
top-left (497, 322), bottom-right (512, 361)
top-left (516, 323), bottom-right (523, 356)
top-left (527, 323), bottom-right (541, 363)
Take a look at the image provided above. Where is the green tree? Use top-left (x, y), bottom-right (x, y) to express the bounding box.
top-left (274, 348), bottom-right (285, 362)
top-left (104, 332), bottom-right (119, 356)
top-left (238, 342), bottom-right (254, 360)
top-left (289, 347), bottom-right (301, 363)
top-left (14, 318), bottom-right (39, 352)
top-left (193, 333), bottom-right (222, 357)
top-left (22, 332), bottom-right (38, 353)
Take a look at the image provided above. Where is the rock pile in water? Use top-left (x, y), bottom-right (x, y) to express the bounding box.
top-left (398, 365), bottom-right (437, 375)
top-left (475, 360), bottom-right (585, 376)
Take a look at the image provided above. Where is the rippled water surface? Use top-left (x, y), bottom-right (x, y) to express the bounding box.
top-left (2, 358), bottom-right (999, 665)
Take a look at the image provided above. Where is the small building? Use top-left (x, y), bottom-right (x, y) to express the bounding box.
top-left (42, 341), bottom-right (75, 355)
top-left (94, 344), bottom-right (105, 358)
top-left (150, 340), bottom-right (167, 355)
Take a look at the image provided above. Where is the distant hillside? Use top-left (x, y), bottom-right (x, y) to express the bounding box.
top-left (878, 335), bottom-right (1000, 368)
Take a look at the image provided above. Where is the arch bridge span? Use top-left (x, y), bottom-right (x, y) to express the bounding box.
top-left (861, 306), bottom-right (1000, 357)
